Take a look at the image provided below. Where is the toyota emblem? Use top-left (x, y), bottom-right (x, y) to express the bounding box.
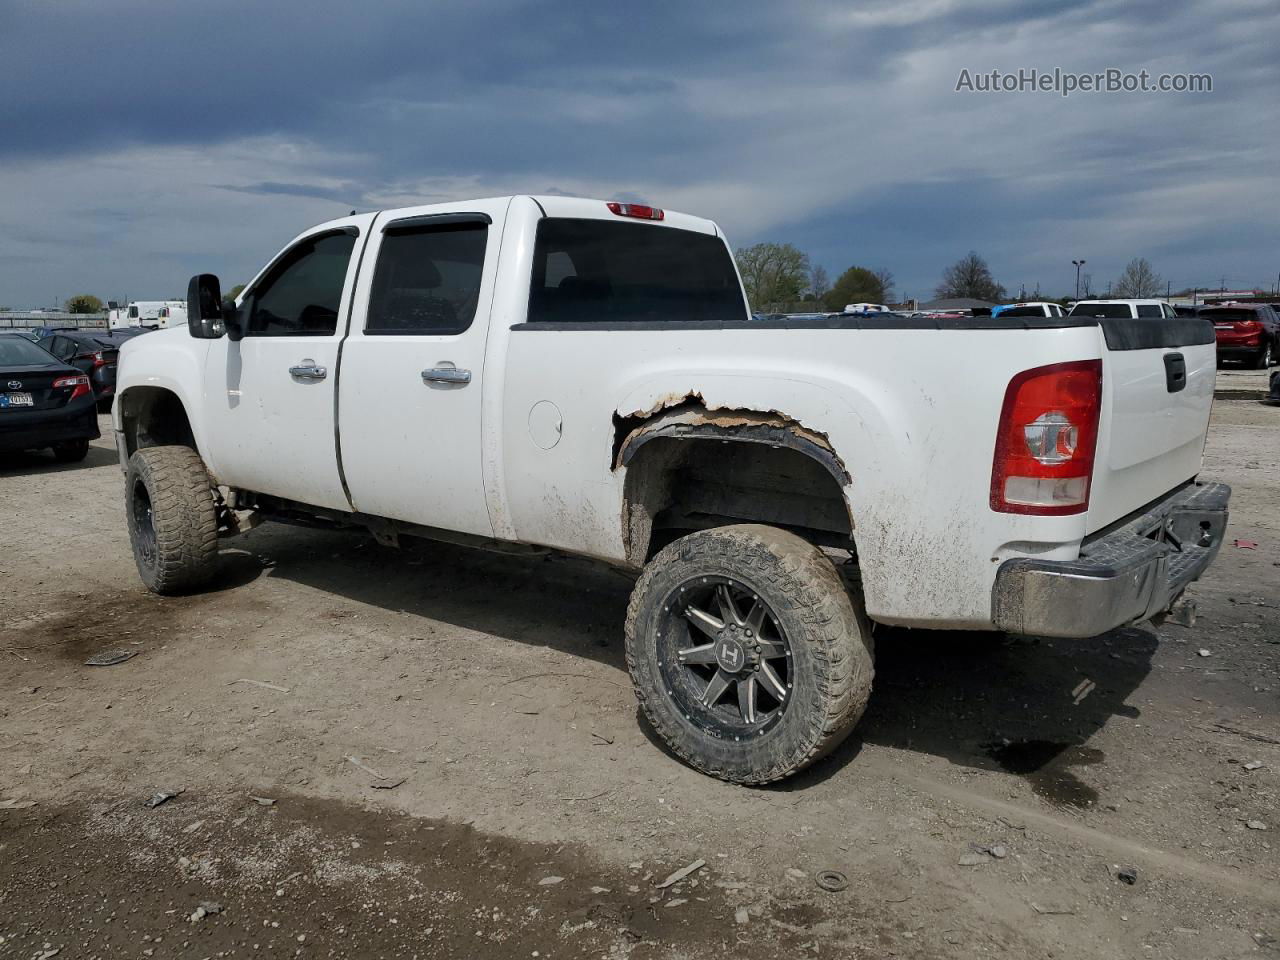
top-left (6, 381), bottom-right (21, 390)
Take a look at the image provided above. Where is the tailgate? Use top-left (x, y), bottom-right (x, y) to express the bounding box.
top-left (1086, 317), bottom-right (1216, 533)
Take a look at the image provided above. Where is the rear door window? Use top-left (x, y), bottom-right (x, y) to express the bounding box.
top-left (365, 221), bottom-right (488, 335)
top-left (247, 231), bottom-right (357, 337)
top-left (528, 218), bottom-right (747, 324)
top-left (1136, 305), bottom-right (1163, 318)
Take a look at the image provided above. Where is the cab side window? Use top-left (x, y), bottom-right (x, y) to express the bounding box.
top-left (1137, 304), bottom-right (1163, 318)
top-left (365, 221), bottom-right (488, 336)
top-left (247, 231), bottom-right (357, 337)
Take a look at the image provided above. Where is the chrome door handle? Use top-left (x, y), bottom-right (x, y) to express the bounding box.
top-left (421, 366), bottom-right (471, 385)
top-left (289, 359), bottom-right (327, 381)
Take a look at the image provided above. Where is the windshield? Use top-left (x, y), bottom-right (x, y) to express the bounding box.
top-left (529, 219), bottom-right (747, 324)
top-left (1069, 303), bottom-right (1133, 319)
top-left (0, 335), bottom-right (58, 366)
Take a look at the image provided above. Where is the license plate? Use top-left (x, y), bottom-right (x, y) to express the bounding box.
top-left (0, 392), bottom-right (33, 408)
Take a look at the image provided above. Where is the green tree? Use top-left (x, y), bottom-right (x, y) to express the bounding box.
top-left (935, 252), bottom-right (1006, 301)
top-left (228, 283), bottom-right (246, 300)
top-left (735, 243), bottom-right (810, 310)
top-left (824, 265), bottom-right (886, 310)
top-left (65, 294), bottom-right (104, 314)
top-left (1112, 258), bottom-right (1162, 298)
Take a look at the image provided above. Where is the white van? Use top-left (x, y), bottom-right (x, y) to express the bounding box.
top-left (156, 301), bottom-right (187, 329)
top-left (124, 300), bottom-right (186, 329)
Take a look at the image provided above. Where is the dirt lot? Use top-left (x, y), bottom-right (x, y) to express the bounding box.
top-left (2, 388), bottom-right (1277, 960)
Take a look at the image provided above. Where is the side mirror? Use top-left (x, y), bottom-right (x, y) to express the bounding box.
top-left (187, 274), bottom-right (225, 339)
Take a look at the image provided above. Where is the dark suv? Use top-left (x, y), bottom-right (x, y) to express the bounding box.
top-left (37, 329), bottom-right (145, 412)
top-left (1202, 303), bottom-right (1279, 369)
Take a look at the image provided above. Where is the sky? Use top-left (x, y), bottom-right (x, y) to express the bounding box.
top-left (1, 0), bottom-right (1278, 308)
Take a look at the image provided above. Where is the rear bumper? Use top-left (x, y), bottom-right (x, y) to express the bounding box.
top-left (992, 481), bottom-right (1231, 638)
top-left (0, 403), bottom-right (100, 452)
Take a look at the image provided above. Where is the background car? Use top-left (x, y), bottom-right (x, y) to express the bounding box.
top-left (1200, 303), bottom-right (1279, 368)
top-left (1067, 299), bottom-right (1180, 320)
top-left (0, 332), bottom-right (99, 462)
top-left (991, 301), bottom-right (1067, 318)
top-left (36, 329), bottom-right (143, 412)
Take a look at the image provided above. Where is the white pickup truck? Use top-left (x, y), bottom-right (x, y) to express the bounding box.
top-left (113, 195), bottom-right (1230, 783)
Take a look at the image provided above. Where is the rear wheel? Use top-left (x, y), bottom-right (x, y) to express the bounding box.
top-left (625, 524), bottom-right (874, 784)
top-left (1255, 341), bottom-right (1273, 369)
top-left (52, 439), bottom-right (90, 463)
top-left (126, 446), bottom-right (219, 594)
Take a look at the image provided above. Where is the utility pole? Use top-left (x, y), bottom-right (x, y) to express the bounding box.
top-left (1072, 259), bottom-right (1086, 299)
top-left (1167, 280), bottom-right (1171, 300)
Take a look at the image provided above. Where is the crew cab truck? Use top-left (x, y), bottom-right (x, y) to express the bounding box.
top-left (113, 195), bottom-right (1230, 784)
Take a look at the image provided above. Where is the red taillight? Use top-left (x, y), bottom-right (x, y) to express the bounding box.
top-left (606, 201), bottom-right (664, 221)
top-left (53, 374), bottom-right (92, 401)
top-left (1237, 319), bottom-right (1262, 331)
top-left (991, 360), bottom-right (1102, 516)
top-left (91, 352), bottom-right (106, 367)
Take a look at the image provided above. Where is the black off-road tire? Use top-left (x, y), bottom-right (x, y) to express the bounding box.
top-left (125, 445), bottom-right (219, 595)
top-left (625, 524), bottom-right (874, 784)
top-left (52, 439), bottom-right (90, 463)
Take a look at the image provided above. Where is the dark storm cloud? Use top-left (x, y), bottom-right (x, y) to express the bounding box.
top-left (0, 0), bottom-right (1277, 304)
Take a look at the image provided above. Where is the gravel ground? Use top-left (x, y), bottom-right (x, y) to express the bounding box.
top-left (1, 389), bottom-right (1277, 959)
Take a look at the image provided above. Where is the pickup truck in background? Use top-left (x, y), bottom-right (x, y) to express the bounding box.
top-left (991, 301), bottom-right (1068, 318)
top-left (112, 195), bottom-right (1230, 783)
top-left (1068, 298), bottom-right (1182, 320)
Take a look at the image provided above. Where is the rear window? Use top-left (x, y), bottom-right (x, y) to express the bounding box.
top-left (1202, 309), bottom-right (1256, 323)
top-left (528, 219), bottom-right (746, 324)
top-left (0, 336), bottom-right (58, 366)
top-left (998, 305), bottom-right (1048, 317)
top-left (1068, 303), bottom-right (1133, 319)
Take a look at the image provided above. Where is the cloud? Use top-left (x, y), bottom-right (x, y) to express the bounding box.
top-left (0, 0), bottom-right (1277, 304)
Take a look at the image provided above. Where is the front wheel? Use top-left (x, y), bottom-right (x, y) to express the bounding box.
top-left (625, 524), bottom-right (874, 784)
top-left (126, 445), bottom-right (219, 594)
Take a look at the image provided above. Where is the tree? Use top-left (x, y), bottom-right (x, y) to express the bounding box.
top-left (873, 268), bottom-right (896, 304)
top-left (1112, 258), bottom-right (1162, 298)
top-left (735, 243), bottom-right (810, 310)
top-left (65, 294), bottom-right (104, 314)
top-left (824, 265), bottom-right (887, 310)
top-left (808, 265), bottom-right (830, 302)
top-left (228, 284), bottom-right (246, 300)
top-left (935, 252), bottom-right (1005, 301)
